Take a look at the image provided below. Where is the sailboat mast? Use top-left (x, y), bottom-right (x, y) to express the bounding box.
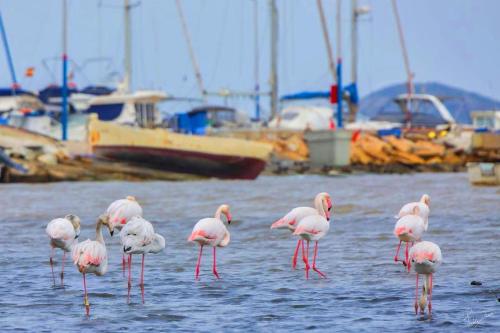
top-left (316, 0), bottom-right (337, 83)
top-left (0, 11), bottom-right (19, 91)
top-left (350, 0), bottom-right (358, 84)
top-left (61, 0), bottom-right (69, 141)
top-left (269, 0), bottom-right (278, 119)
top-left (348, 0), bottom-right (360, 123)
top-left (391, 0), bottom-right (414, 96)
top-left (124, 0), bottom-right (132, 92)
top-left (336, 0), bottom-right (343, 128)
top-left (175, 0), bottom-right (207, 103)
top-left (253, 0), bottom-right (261, 121)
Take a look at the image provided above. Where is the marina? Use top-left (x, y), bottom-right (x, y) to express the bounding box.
top-left (0, 0), bottom-right (499, 332)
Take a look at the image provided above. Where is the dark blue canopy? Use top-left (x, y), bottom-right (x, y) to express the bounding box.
top-left (280, 91), bottom-right (330, 101)
top-left (0, 87), bottom-right (36, 97)
top-left (281, 83), bottom-right (359, 104)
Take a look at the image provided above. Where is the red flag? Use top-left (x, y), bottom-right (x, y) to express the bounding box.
top-left (330, 85), bottom-right (338, 104)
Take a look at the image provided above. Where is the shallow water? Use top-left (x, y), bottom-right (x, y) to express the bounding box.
top-left (0, 173), bottom-right (499, 332)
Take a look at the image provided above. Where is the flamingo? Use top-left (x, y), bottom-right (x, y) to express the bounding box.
top-left (72, 215), bottom-right (112, 316)
top-left (292, 194), bottom-right (332, 279)
top-left (188, 204), bottom-right (232, 280)
top-left (393, 208), bottom-right (426, 272)
top-left (104, 196), bottom-right (143, 273)
top-left (396, 194), bottom-right (430, 230)
top-left (409, 241), bottom-right (442, 316)
top-left (271, 192), bottom-right (332, 269)
top-left (120, 216), bottom-right (165, 303)
top-left (46, 215), bottom-right (81, 286)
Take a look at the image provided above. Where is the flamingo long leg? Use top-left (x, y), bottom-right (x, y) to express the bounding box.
top-left (195, 245), bottom-right (203, 280)
top-left (127, 254), bottom-right (132, 303)
top-left (428, 274), bottom-right (433, 316)
top-left (301, 239), bottom-right (309, 279)
top-left (302, 240), bottom-right (311, 279)
top-left (83, 272), bottom-right (90, 316)
top-left (312, 241), bottom-right (327, 278)
top-left (394, 240), bottom-right (402, 262)
top-left (404, 242), bottom-right (410, 272)
top-left (49, 247), bottom-right (55, 286)
top-left (414, 273), bottom-right (419, 315)
top-left (212, 247), bottom-right (220, 279)
top-left (140, 254), bottom-right (145, 304)
top-left (60, 252), bottom-right (66, 286)
top-left (122, 254), bottom-right (126, 277)
top-left (292, 239), bottom-right (302, 269)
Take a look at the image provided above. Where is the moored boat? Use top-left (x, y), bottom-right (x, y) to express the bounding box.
top-left (88, 115), bottom-right (273, 180)
top-left (467, 162), bottom-right (500, 186)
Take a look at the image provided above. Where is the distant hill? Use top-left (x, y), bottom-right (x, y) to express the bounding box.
top-left (359, 82), bottom-right (500, 124)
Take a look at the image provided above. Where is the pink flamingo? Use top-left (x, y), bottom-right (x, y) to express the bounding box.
top-left (104, 196), bottom-right (143, 274)
top-left (393, 208), bottom-right (426, 272)
top-left (409, 241), bottom-right (442, 316)
top-left (396, 194), bottom-right (430, 230)
top-left (271, 192), bottom-right (332, 269)
top-left (120, 216), bottom-right (165, 303)
top-left (292, 194), bottom-right (332, 279)
top-left (188, 204), bottom-right (232, 280)
top-left (46, 215), bottom-right (81, 286)
top-left (72, 215), bottom-right (111, 316)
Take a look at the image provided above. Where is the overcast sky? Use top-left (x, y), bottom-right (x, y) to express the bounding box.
top-left (1, 0), bottom-right (499, 117)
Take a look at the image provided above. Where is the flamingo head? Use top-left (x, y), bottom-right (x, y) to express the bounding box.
top-left (98, 214), bottom-right (114, 236)
top-left (220, 204), bottom-right (232, 224)
top-left (65, 214), bottom-right (81, 239)
top-left (420, 194), bottom-right (430, 207)
top-left (317, 192), bottom-right (333, 221)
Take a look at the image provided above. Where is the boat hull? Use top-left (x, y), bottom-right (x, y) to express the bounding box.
top-left (94, 145), bottom-right (267, 180)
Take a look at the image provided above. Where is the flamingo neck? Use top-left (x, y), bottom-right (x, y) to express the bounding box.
top-left (314, 196), bottom-right (327, 218)
top-left (95, 218), bottom-right (105, 245)
top-left (215, 205), bottom-right (224, 220)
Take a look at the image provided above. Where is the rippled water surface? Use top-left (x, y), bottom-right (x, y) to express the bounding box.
top-left (0, 173), bottom-right (499, 332)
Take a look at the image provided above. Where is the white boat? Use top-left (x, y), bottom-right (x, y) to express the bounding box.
top-left (268, 105), bottom-right (334, 131)
top-left (467, 162), bottom-right (500, 186)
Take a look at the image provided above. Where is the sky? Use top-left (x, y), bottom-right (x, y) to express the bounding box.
top-left (1, 0), bottom-right (499, 118)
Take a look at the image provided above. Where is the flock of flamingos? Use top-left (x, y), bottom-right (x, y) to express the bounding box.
top-left (45, 193), bottom-right (442, 318)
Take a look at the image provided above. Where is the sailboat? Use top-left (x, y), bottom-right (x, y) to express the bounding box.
top-left (86, 1), bottom-right (272, 179)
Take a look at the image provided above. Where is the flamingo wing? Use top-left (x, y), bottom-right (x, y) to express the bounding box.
top-left (107, 198), bottom-right (143, 228)
top-left (72, 240), bottom-right (107, 274)
top-left (293, 215), bottom-right (329, 240)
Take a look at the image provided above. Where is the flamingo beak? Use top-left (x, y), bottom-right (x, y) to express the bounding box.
top-left (226, 213), bottom-right (232, 224)
top-left (110, 230), bottom-right (114, 236)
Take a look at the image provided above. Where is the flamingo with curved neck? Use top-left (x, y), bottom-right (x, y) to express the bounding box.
top-left (188, 204), bottom-right (232, 280)
top-left (292, 194), bottom-right (333, 279)
top-left (271, 193), bottom-right (332, 269)
top-left (72, 215), bottom-right (112, 316)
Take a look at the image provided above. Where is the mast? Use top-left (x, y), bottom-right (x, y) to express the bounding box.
top-left (391, 0), bottom-right (414, 97)
top-left (336, 0), bottom-right (343, 128)
top-left (348, 0), bottom-right (359, 123)
top-left (175, 0), bottom-right (207, 103)
top-left (123, 0), bottom-right (132, 92)
top-left (316, 0), bottom-right (337, 83)
top-left (253, 0), bottom-right (261, 121)
top-left (61, 0), bottom-right (69, 141)
top-left (0, 11), bottom-right (19, 92)
top-left (269, 0), bottom-right (278, 119)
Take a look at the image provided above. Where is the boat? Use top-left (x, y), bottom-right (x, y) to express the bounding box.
top-left (88, 115), bottom-right (273, 180)
top-left (467, 162), bottom-right (500, 186)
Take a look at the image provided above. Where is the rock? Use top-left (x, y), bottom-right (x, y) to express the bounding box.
top-left (37, 153), bottom-right (58, 165)
top-left (470, 281), bottom-right (482, 286)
